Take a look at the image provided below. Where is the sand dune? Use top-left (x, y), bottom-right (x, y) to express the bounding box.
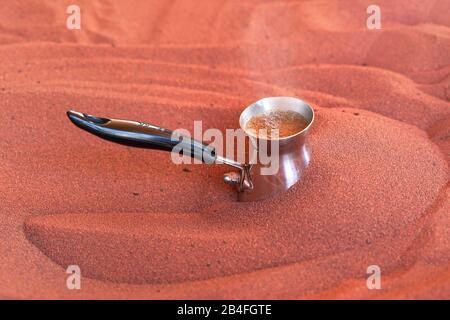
top-left (0, 0), bottom-right (449, 299)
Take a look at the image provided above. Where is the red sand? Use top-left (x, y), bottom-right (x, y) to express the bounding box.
top-left (0, 0), bottom-right (449, 299)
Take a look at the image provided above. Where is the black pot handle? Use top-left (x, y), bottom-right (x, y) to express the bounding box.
top-left (66, 110), bottom-right (217, 164)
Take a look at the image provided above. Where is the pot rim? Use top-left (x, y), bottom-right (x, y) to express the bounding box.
top-left (239, 96), bottom-right (315, 141)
